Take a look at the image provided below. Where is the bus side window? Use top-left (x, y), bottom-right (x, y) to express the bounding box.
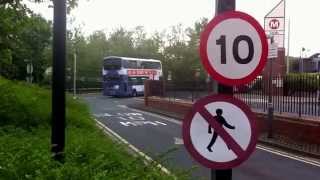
top-left (137, 78), bottom-right (143, 85)
top-left (129, 77), bottom-right (138, 85)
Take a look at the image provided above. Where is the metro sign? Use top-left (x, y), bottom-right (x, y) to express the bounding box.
top-left (269, 19), bottom-right (280, 30)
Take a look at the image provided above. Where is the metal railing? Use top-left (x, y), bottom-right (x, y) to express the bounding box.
top-left (158, 74), bottom-right (320, 117)
top-left (235, 75), bottom-right (320, 117)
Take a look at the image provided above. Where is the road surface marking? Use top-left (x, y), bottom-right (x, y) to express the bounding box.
top-left (174, 137), bottom-right (184, 145)
top-left (117, 105), bottom-right (127, 108)
top-left (119, 121), bottom-right (167, 127)
top-left (94, 119), bottom-right (175, 177)
top-left (154, 121), bottom-right (167, 126)
top-left (256, 145), bottom-right (320, 167)
top-left (119, 105), bottom-right (182, 125)
top-left (93, 113), bottom-right (113, 117)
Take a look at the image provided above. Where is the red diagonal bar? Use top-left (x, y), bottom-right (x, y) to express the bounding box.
top-left (198, 106), bottom-right (245, 157)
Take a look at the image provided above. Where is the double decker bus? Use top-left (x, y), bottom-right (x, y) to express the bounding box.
top-left (102, 56), bottom-right (162, 97)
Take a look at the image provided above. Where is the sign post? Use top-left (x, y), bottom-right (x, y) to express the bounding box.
top-left (215, 1), bottom-right (235, 178)
top-left (51, 0), bottom-right (66, 162)
top-left (188, 1), bottom-right (268, 179)
top-left (267, 37), bottom-right (276, 138)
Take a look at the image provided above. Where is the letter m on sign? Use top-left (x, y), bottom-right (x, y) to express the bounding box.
top-left (269, 19), bottom-right (280, 30)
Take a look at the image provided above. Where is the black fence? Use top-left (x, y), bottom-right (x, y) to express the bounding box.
top-left (161, 74), bottom-right (320, 117)
top-left (235, 75), bottom-right (320, 117)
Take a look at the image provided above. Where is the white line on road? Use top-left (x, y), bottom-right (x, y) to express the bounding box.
top-left (174, 137), bottom-right (184, 145)
top-left (117, 105), bottom-right (127, 109)
top-left (256, 145), bottom-right (320, 167)
top-left (118, 105), bottom-right (182, 125)
top-left (94, 119), bottom-right (175, 177)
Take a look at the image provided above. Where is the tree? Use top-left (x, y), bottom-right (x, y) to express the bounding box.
top-left (107, 27), bottom-right (135, 57)
top-left (185, 18), bottom-right (208, 81)
top-left (132, 26), bottom-right (164, 59)
top-left (160, 19), bottom-right (209, 83)
top-left (0, 4), bottom-right (51, 82)
top-left (1, 0), bottom-right (79, 13)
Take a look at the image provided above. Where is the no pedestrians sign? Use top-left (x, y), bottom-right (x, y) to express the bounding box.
top-left (182, 94), bottom-right (258, 169)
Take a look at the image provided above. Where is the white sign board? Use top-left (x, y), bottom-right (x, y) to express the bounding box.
top-left (268, 43), bottom-right (278, 59)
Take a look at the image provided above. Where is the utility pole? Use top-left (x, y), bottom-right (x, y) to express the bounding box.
top-left (51, 0), bottom-right (66, 162)
top-left (211, 0), bottom-right (235, 179)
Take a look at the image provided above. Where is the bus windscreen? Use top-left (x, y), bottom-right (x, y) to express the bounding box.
top-left (104, 58), bottom-right (121, 70)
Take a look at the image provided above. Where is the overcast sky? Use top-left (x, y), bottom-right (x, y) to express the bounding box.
top-left (26, 0), bottom-right (320, 57)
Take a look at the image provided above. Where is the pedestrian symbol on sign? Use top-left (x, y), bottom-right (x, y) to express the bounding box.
top-left (207, 108), bottom-right (236, 152)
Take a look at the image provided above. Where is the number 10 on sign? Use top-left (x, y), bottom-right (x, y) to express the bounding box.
top-left (200, 11), bottom-right (268, 86)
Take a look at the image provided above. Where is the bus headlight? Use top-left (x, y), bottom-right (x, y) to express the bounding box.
top-left (113, 85), bottom-right (119, 89)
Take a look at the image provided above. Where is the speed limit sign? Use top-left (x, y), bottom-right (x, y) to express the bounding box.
top-left (200, 11), bottom-right (268, 86)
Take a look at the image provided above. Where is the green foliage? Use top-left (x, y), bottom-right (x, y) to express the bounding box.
top-left (0, 4), bottom-right (51, 82)
top-left (0, 77), bottom-right (50, 129)
top-left (163, 19), bottom-right (208, 83)
top-left (0, 77), bottom-right (182, 179)
top-left (1, 0), bottom-right (79, 13)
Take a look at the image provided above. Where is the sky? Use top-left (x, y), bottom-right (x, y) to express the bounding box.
top-left (25, 0), bottom-right (320, 57)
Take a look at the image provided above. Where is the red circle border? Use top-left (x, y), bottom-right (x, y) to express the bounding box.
top-left (199, 11), bottom-right (268, 86)
top-left (182, 94), bottom-right (258, 169)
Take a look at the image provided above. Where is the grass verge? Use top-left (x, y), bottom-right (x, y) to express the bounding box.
top-left (0, 77), bottom-right (183, 179)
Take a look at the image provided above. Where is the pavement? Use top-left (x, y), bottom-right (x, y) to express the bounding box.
top-left (82, 94), bottom-right (320, 180)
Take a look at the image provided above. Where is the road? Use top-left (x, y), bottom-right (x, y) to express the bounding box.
top-left (82, 94), bottom-right (320, 180)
